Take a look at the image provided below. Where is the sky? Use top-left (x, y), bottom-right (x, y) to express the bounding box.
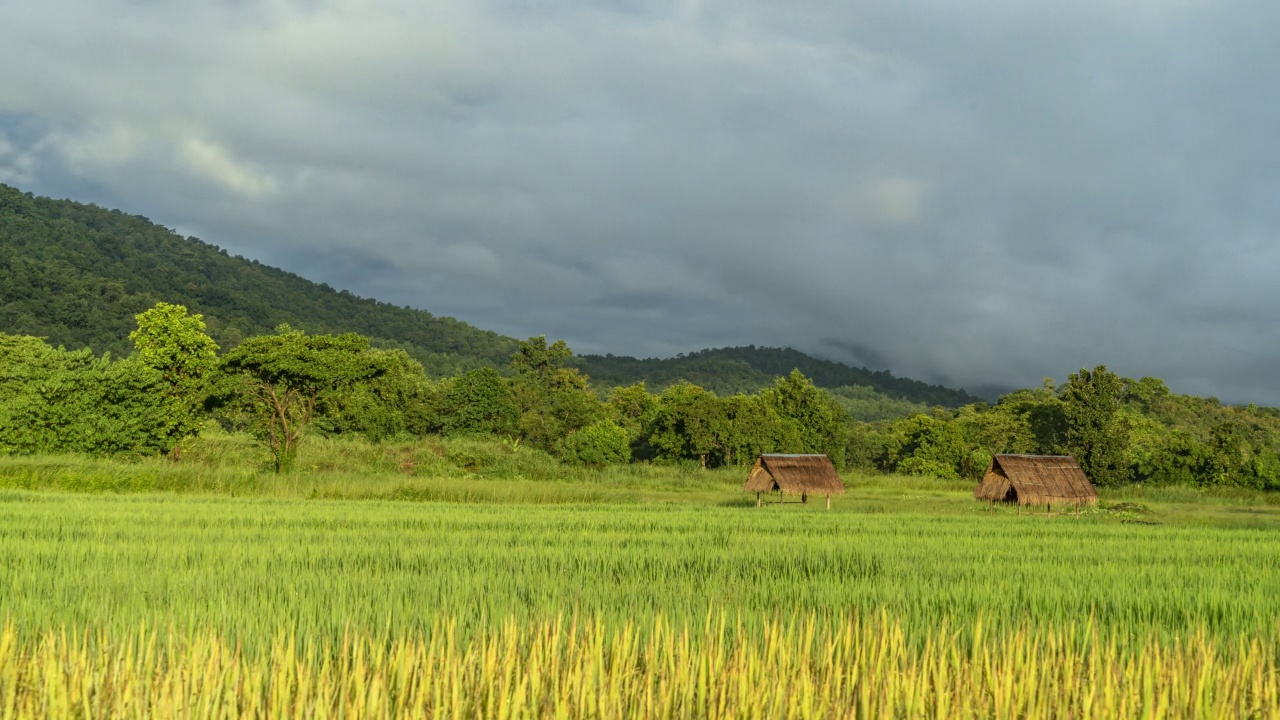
top-left (2, 0), bottom-right (1279, 402)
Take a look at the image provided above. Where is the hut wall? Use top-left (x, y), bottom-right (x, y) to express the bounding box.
top-left (973, 468), bottom-right (1013, 502)
top-left (743, 462), bottom-right (777, 493)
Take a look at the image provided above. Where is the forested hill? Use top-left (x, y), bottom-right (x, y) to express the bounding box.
top-left (577, 347), bottom-right (981, 407)
top-left (0, 184), bottom-right (517, 376)
top-left (1, 183), bottom-right (976, 406)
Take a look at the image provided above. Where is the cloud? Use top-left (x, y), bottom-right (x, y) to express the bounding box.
top-left (2, 0), bottom-right (1279, 402)
top-left (179, 137), bottom-right (278, 199)
top-left (0, 132), bottom-right (36, 185)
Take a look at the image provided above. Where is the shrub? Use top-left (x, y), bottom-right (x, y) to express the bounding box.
top-left (558, 421), bottom-right (631, 467)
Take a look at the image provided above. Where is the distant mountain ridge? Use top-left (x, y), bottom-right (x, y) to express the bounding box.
top-left (0, 183), bottom-right (977, 407)
top-left (576, 347), bottom-right (981, 407)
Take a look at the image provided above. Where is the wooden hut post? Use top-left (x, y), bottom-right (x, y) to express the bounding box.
top-left (779, 490), bottom-right (783, 506)
top-left (802, 492), bottom-right (808, 504)
top-left (825, 495), bottom-right (831, 510)
top-left (756, 492), bottom-right (761, 507)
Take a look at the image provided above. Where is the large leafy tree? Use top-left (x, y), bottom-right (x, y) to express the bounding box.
top-left (1062, 365), bottom-right (1131, 487)
top-left (220, 326), bottom-right (384, 472)
top-left (714, 394), bottom-right (801, 468)
top-left (648, 382), bottom-right (724, 468)
top-left (437, 367), bottom-right (519, 437)
top-left (318, 349), bottom-right (438, 442)
top-left (128, 303), bottom-right (219, 457)
top-left (509, 336), bottom-right (603, 451)
top-left (761, 369), bottom-right (849, 468)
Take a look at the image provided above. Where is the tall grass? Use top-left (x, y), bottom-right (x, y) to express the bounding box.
top-left (0, 430), bottom-right (750, 502)
top-left (2, 494), bottom-right (1279, 649)
top-left (2, 615), bottom-right (1276, 718)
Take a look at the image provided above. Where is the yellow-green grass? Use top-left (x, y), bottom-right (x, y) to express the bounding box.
top-left (2, 493), bottom-right (1279, 647)
top-left (2, 616), bottom-right (1277, 718)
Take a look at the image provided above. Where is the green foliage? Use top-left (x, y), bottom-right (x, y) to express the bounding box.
top-left (844, 368), bottom-right (1280, 492)
top-left (558, 420), bottom-right (632, 466)
top-left (509, 337), bottom-right (604, 452)
top-left (713, 394), bottom-right (802, 468)
top-left (129, 303), bottom-right (219, 454)
top-left (510, 336), bottom-right (572, 380)
top-left (317, 349), bottom-right (439, 442)
top-left (826, 385), bottom-right (930, 422)
top-left (0, 334), bottom-right (167, 456)
top-left (647, 382), bottom-right (724, 467)
top-left (1062, 366), bottom-right (1132, 487)
top-left (641, 371), bottom-right (849, 469)
top-left (607, 382), bottom-right (658, 433)
top-left (579, 346), bottom-right (981, 407)
top-left (885, 416), bottom-right (976, 480)
top-left (437, 367), bottom-right (519, 437)
top-left (220, 327), bottom-right (384, 472)
top-left (761, 370), bottom-right (849, 468)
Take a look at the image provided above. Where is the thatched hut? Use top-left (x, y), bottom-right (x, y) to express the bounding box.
top-left (974, 454), bottom-right (1097, 512)
top-left (744, 454), bottom-right (846, 509)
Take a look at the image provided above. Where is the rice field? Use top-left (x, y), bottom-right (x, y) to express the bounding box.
top-left (1, 491), bottom-right (1279, 717)
top-left (4, 617), bottom-right (1277, 718)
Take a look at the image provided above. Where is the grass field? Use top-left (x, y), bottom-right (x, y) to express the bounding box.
top-left (1, 434), bottom-right (1279, 716)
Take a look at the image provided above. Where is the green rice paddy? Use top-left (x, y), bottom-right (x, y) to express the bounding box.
top-left (2, 490), bottom-right (1278, 649)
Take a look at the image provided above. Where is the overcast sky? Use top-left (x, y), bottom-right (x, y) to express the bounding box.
top-left (2, 0), bottom-right (1278, 402)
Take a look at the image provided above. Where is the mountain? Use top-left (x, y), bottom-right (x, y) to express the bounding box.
top-left (0, 184), bottom-right (516, 376)
top-left (0, 183), bottom-right (977, 408)
top-left (576, 347), bottom-right (981, 407)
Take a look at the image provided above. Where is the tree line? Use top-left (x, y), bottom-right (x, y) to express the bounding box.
top-left (2, 302), bottom-right (1278, 490)
top-left (0, 304), bottom-right (847, 472)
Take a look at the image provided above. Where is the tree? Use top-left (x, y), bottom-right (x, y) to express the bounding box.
top-left (437, 367), bottom-right (519, 436)
top-left (761, 370), bottom-right (849, 468)
top-left (714, 394), bottom-right (801, 468)
top-left (648, 382), bottom-right (723, 467)
top-left (317, 349), bottom-right (438, 442)
top-left (220, 326), bottom-right (383, 472)
top-left (510, 336), bottom-right (572, 381)
top-left (128, 303), bottom-right (219, 457)
top-left (509, 336), bottom-right (603, 451)
top-left (1061, 365), bottom-right (1131, 487)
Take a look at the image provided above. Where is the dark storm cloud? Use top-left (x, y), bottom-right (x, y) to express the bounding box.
top-left (2, 0), bottom-right (1279, 402)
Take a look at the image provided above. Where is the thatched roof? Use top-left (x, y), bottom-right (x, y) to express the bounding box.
top-left (743, 454), bottom-right (846, 495)
top-left (974, 454), bottom-right (1097, 506)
